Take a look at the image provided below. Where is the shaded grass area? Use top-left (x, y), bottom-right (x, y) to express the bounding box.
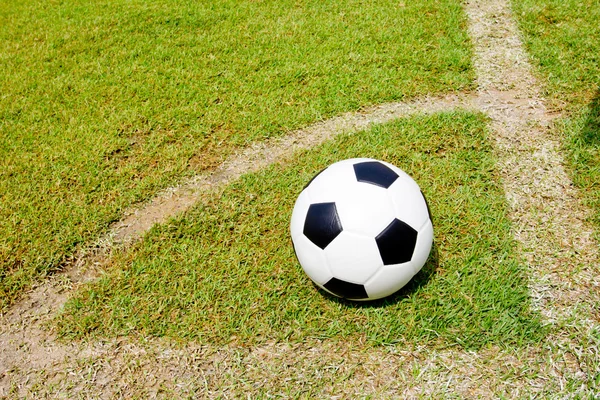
top-left (511, 0), bottom-right (599, 110)
top-left (57, 112), bottom-right (544, 348)
top-left (562, 92), bottom-right (600, 241)
top-left (513, 0), bottom-right (600, 238)
top-left (0, 0), bottom-right (474, 310)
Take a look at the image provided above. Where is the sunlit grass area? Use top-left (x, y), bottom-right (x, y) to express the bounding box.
top-left (57, 112), bottom-right (544, 348)
top-left (0, 0), bottom-right (475, 309)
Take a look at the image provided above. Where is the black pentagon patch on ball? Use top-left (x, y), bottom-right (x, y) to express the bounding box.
top-left (324, 277), bottom-right (368, 300)
top-left (353, 161), bottom-right (399, 189)
top-left (303, 202), bottom-right (343, 249)
top-left (375, 218), bottom-right (418, 265)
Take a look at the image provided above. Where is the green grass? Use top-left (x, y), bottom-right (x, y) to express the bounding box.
top-left (57, 112), bottom-right (544, 348)
top-left (0, 0), bottom-right (474, 310)
top-left (513, 0), bottom-right (600, 238)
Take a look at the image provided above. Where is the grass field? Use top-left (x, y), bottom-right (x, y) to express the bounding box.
top-left (513, 0), bottom-right (600, 239)
top-left (57, 112), bottom-right (544, 347)
top-left (1, 0), bottom-right (599, 396)
top-left (0, 0), bottom-right (474, 310)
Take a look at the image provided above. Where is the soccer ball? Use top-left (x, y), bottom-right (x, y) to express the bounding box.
top-left (290, 158), bottom-right (433, 301)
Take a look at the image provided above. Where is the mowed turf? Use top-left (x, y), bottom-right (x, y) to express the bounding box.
top-left (513, 0), bottom-right (600, 239)
top-left (58, 112), bottom-right (544, 348)
top-left (0, 0), bottom-right (474, 310)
